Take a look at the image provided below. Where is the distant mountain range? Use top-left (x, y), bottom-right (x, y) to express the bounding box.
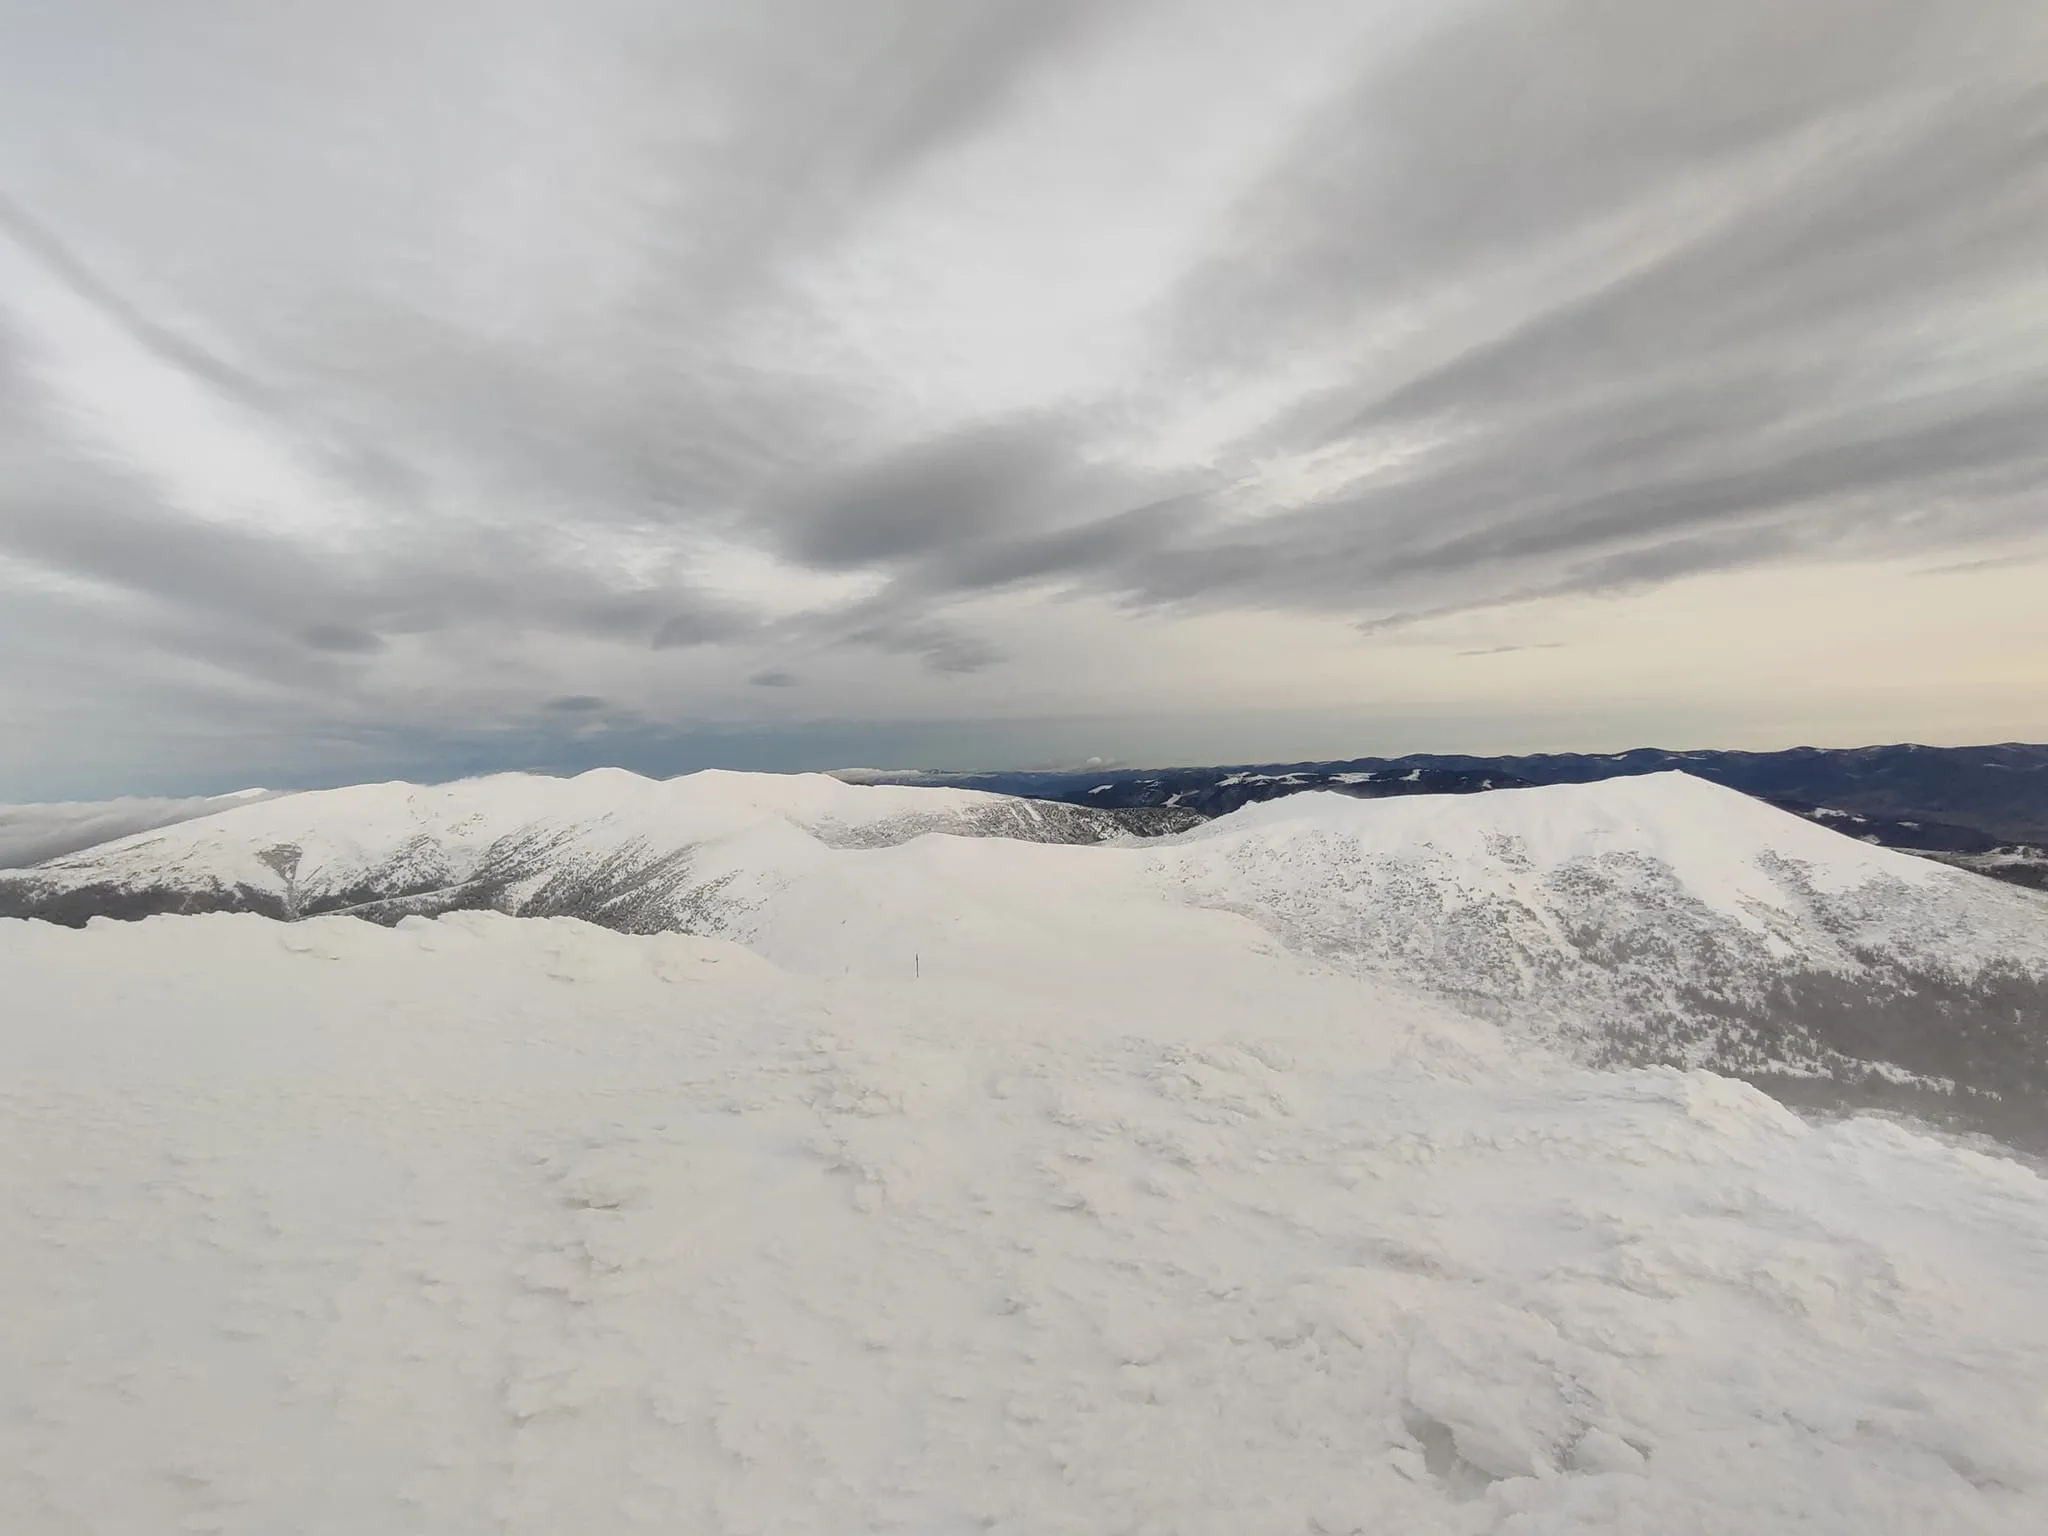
top-left (4, 767), bottom-right (2045, 1150)
top-left (843, 742), bottom-right (2048, 891)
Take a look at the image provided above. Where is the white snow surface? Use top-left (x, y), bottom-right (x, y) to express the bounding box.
top-left (5, 906), bottom-right (2048, 1534)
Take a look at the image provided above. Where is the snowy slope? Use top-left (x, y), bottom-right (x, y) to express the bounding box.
top-left (5, 911), bottom-right (2047, 1534)
top-left (1146, 774), bottom-right (2048, 1140)
top-left (5, 769), bottom-right (2045, 1143)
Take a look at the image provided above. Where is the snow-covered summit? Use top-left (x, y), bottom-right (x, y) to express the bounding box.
top-left (1174, 770), bottom-right (1946, 917)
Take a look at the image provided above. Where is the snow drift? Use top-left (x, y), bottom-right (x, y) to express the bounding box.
top-left (4, 909), bottom-right (2046, 1533)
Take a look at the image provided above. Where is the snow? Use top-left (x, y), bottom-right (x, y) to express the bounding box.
top-left (6, 767), bottom-right (1149, 915)
top-left (11, 770), bottom-right (1955, 947)
top-left (1136, 776), bottom-right (2048, 1091)
top-left (5, 907), bottom-right (2047, 1533)
top-left (1168, 773), bottom-right (1948, 920)
top-left (10, 770), bottom-right (2038, 1104)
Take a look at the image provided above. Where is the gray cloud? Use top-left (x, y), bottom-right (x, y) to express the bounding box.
top-left (690, 0), bottom-right (2047, 633)
top-left (1005, 4), bottom-right (2043, 627)
top-left (651, 609), bottom-right (746, 651)
top-left (301, 623), bottom-right (385, 655)
top-left (773, 418), bottom-right (1084, 570)
top-left (845, 619), bottom-right (1004, 676)
top-left (1, 0), bottom-right (2042, 791)
top-left (542, 695), bottom-right (609, 713)
top-left (0, 192), bottom-right (279, 415)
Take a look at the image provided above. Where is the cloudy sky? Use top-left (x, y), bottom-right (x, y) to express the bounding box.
top-left (2, 0), bottom-right (2045, 797)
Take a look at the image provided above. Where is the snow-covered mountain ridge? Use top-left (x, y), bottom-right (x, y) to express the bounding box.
top-left (0, 768), bottom-right (1196, 928)
top-left (4, 767), bottom-right (2045, 1146)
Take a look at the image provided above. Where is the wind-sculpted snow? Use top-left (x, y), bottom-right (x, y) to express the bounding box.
top-left (5, 912), bottom-right (2047, 1533)
top-left (5, 768), bottom-right (2044, 1145)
